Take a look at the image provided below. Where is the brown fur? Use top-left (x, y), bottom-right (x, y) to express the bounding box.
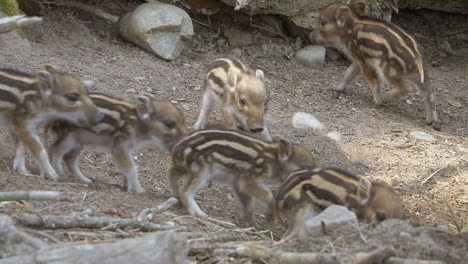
top-left (48, 92), bottom-right (187, 193)
top-left (310, 1), bottom-right (438, 126)
top-left (0, 65), bottom-right (101, 180)
top-left (276, 167), bottom-right (404, 240)
top-left (193, 56), bottom-right (272, 141)
top-left (168, 129), bottom-right (316, 226)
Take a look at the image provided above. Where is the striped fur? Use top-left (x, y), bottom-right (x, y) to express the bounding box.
top-left (0, 65), bottom-right (100, 181)
top-left (48, 92), bottom-right (187, 193)
top-left (168, 129), bottom-right (316, 226)
top-left (194, 56), bottom-right (272, 141)
top-left (276, 167), bottom-right (404, 239)
top-left (310, 1), bottom-right (438, 126)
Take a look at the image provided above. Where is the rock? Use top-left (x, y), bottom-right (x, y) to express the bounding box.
top-left (223, 27), bottom-right (255, 47)
top-left (292, 112), bottom-right (327, 131)
top-left (0, 12), bottom-right (33, 50)
top-left (327, 131), bottom-right (342, 142)
top-left (119, 1), bottom-right (194, 61)
top-left (305, 205), bottom-right (358, 234)
top-left (447, 98), bottom-right (462, 108)
top-left (16, 0), bottom-right (45, 16)
top-left (288, 10), bottom-right (319, 31)
top-left (220, 0), bottom-right (336, 16)
top-left (295, 45), bottom-right (326, 68)
top-left (409, 131), bottom-right (435, 142)
top-left (231, 48), bottom-right (242, 57)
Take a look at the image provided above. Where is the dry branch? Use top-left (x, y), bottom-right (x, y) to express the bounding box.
top-left (136, 197), bottom-right (178, 223)
top-left (16, 213), bottom-right (175, 232)
top-left (421, 164), bottom-right (448, 184)
top-left (190, 244), bottom-right (445, 264)
top-left (54, 1), bottom-right (119, 23)
top-left (278, 247), bottom-right (395, 264)
top-left (0, 15), bottom-right (42, 34)
top-left (0, 231), bottom-right (189, 264)
top-left (0, 215), bottom-right (46, 257)
top-left (0, 191), bottom-right (67, 202)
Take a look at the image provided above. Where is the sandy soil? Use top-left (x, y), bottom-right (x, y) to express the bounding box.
top-left (0, 5), bottom-right (467, 263)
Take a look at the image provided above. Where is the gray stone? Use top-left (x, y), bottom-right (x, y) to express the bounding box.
top-left (295, 45), bottom-right (326, 68)
top-left (327, 131), bottom-right (343, 142)
top-left (231, 48), bottom-right (242, 58)
top-left (292, 112), bottom-right (327, 131)
top-left (224, 27), bottom-right (255, 47)
top-left (305, 205), bottom-right (358, 234)
top-left (409, 131), bottom-right (435, 142)
top-left (119, 1), bottom-right (194, 61)
top-left (220, 0), bottom-right (336, 16)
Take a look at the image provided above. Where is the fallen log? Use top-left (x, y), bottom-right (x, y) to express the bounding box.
top-left (0, 15), bottom-right (42, 34)
top-left (0, 215), bottom-right (46, 257)
top-left (0, 231), bottom-right (191, 264)
top-left (189, 244), bottom-right (446, 264)
top-left (16, 213), bottom-right (176, 232)
top-left (0, 191), bottom-right (68, 202)
top-left (54, 1), bottom-right (119, 23)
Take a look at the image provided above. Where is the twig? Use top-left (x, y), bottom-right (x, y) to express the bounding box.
top-left (441, 27), bottom-right (468, 37)
top-left (207, 217), bottom-right (236, 227)
top-left (421, 164), bottom-right (448, 184)
top-left (192, 19), bottom-right (212, 29)
top-left (351, 223), bottom-right (368, 244)
top-left (15, 213), bottom-right (176, 232)
top-left (21, 227), bottom-right (61, 244)
top-left (0, 191), bottom-right (68, 202)
top-left (54, 0), bottom-right (119, 23)
top-left (441, 196), bottom-right (462, 233)
top-left (136, 197), bottom-right (178, 223)
top-left (250, 24), bottom-right (287, 39)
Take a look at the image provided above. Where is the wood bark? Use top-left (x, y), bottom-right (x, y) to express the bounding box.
top-left (54, 1), bottom-right (119, 23)
top-left (0, 191), bottom-right (67, 202)
top-left (136, 197), bottom-right (178, 223)
top-left (0, 215), bottom-right (46, 257)
top-left (15, 213), bottom-right (175, 232)
top-left (0, 231), bottom-right (190, 264)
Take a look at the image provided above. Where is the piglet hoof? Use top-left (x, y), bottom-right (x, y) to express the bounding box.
top-left (335, 83), bottom-right (347, 92)
top-left (76, 176), bottom-right (93, 184)
top-left (374, 98), bottom-right (383, 106)
top-left (14, 167), bottom-right (31, 175)
top-left (45, 171), bottom-right (60, 182)
top-left (128, 185), bottom-right (146, 194)
top-left (429, 120), bottom-right (441, 131)
top-left (192, 210), bottom-right (208, 219)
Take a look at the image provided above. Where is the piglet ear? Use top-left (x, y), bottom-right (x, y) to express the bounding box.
top-left (44, 64), bottom-right (59, 73)
top-left (357, 177), bottom-right (372, 206)
top-left (349, 1), bottom-right (366, 16)
top-left (226, 67), bottom-right (239, 93)
top-left (255, 69), bottom-right (264, 82)
top-left (136, 95), bottom-right (153, 120)
top-left (336, 6), bottom-right (350, 28)
top-left (36, 70), bottom-right (54, 99)
top-left (278, 137), bottom-right (293, 162)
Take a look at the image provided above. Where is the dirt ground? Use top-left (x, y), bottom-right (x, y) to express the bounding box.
top-left (0, 4), bottom-right (467, 263)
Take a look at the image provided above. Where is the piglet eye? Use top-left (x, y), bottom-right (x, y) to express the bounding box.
top-left (163, 120), bottom-right (176, 129)
top-left (65, 93), bottom-right (80, 102)
top-left (320, 19), bottom-right (327, 26)
top-left (239, 98), bottom-right (246, 106)
top-left (375, 212), bottom-right (386, 222)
